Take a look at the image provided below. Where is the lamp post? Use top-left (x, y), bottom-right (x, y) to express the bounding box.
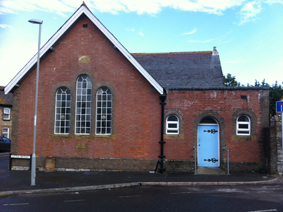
top-left (28, 19), bottom-right (43, 186)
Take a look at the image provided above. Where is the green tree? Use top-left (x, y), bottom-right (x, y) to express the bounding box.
top-left (269, 81), bottom-right (283, 116)
top-left (224, 74), bottom-right (283, 116)
top-left (224, 73), bottom-right (240, 87)
top-left (251, 79), bottom-right (283, 116)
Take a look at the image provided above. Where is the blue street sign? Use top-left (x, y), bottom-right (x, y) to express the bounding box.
top-left (276, 101), bottom-right (283, 113)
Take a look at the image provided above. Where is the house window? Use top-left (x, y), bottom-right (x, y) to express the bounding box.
top-left (2, 127), bottom-right (9, 138)
top-left (3, 108), bottom-right (10, 120)
top-left (75, 75), bottom-right (92, 134)
top-left (237, 115), bottom-right (250, 135)
top-left (166, 115), bottom-right (179, 134)
top-left (96, 87), bottom-right (112, 135)
top-left (54, 87), bottom-right (71, 134)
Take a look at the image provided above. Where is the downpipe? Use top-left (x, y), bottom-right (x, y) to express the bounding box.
top-left (158, 92), bottom-right (167, 173)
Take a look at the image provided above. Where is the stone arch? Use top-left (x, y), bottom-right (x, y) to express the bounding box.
top-left (193, 110), bottom-right (226, 167)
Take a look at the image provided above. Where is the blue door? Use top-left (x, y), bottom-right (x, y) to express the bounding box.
top-left (198, 125), bottom-right (219, 167)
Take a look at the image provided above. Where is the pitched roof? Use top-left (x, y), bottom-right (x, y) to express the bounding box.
top-left (132, 47), bottom-right (225, 90)
top-left (0, 86), bottom-right (13, 106)
top-left (4, 3), bottom-right (163, 95)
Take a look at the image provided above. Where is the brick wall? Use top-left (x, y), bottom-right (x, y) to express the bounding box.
top-left (11, 14), bottom-right (161, 169)
top-left (164, 89), bottom-right (270, 171)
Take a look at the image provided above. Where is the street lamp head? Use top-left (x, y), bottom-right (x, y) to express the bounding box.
top-left (28, 19), bottom-right (43, 24)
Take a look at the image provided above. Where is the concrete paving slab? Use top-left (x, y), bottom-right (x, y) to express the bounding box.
top-left (196, 167), bottom-right (226, 175)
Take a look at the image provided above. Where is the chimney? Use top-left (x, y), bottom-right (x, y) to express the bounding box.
top-left (212, 46), bottom-right (219, 56)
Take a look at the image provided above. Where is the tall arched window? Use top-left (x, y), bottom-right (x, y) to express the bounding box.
top-left (75, 75), bottom-right (92, 134)
top-left (237, 115), bottom-right (251, 135)
top-left (166, 115), bottom-right (179, 134)
top-left (96, 87), bottom-right (112, 135)
top-left (55, 87), bottom-right (71, 134)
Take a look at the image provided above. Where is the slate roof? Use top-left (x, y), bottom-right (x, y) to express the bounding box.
top-left (0, 86), bottom-right (13, 106)
top-left (132, 47), bottom-right (225, 90)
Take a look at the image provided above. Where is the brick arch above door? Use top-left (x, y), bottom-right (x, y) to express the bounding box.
top-left (193, 111), bottom-right (226, 159)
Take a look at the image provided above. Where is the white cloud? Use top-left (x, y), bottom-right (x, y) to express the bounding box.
top-left (182, 28), bottom-right (197, 35)
top-left (126, 28), bottom-right (136, 32)
top-left (265, 0), bottom-right (283, 4)
top-left (224, 59), bottom-right (246, 64)
top-left (238, 1), bottom-right (262, 25)
top-left (0, 42), bottom-right (36, 86)
top-left (0, 24), bottom-right (12, 28)
top-left (0, 0), bottom-right (74, 16)
top-left (0, 0), bottom-right (253, 16)
top-left (0, 0), bottom-right (282, 30)
top-left (188, 30), bottom-right (233, 44)
top-left (138, 32), bottom-right (144, 37)
top-left (188, 39), bottom-right (213, 43)
top-left (126, 27), bottom-right (144, 37)
top-left (93, 0), bottom-right (246, 15)
top-left (197, 0), bottom-right (245, 11)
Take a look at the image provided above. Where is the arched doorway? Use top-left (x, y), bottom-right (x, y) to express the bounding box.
top-left (198, 117), bottom-right (219, 167)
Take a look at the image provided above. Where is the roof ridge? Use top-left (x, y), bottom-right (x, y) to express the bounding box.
top-left (132, 51), bottom-right (212, 56)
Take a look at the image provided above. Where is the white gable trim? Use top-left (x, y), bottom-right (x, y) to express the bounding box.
top-left (5, 5), bottom-right (163, 95)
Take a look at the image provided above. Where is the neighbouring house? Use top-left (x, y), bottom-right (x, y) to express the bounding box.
top-left (0, 86), bottom-right (13, 139)
top-left (5, 3), bottom-right (270, 173)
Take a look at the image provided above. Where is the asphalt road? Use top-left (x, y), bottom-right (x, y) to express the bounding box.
top-left (0, 152), bottom-right (9, 170)
top-left (1, 184), bottom-right (283, 212)
top-left (1, 152), bottom-right (282, 212)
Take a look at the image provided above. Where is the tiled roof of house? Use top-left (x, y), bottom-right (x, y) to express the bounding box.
top-left (0, 86), bottom-right (13, 105)
top-left (132, 47), bottom-right (225, 90)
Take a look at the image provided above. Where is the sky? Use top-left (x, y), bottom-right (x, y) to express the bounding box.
top-left (0, 0), bottom-right (283, 87)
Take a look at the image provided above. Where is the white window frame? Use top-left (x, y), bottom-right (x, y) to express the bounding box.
top-left (75, 75), bottom-right (92, 135)
top-left (96, 87), bottom-right (112, 135)
top-left (166, 115), bottom-right (179, 134)
top-left (54, 87), bottom-right (71, 134)
top-left (236, 115), bottom-right (251, 136)
top-left (3, 108), bottom-right (10, 120)
top-left (2, 127), bottom-right (9, 138)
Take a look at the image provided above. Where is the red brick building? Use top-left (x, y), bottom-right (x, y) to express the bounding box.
top-left (5, 3), bottom-right (269, 173)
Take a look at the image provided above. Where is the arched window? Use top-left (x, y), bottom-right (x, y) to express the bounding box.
top-left (96, 87), bottom-right (112, 135)
top-left (237, 115), bottom-right (251, 135)
top-left (166, 115), bottom-right (179, 134)
top-left (55, 87), bottom-right (71, 134)
top-left (75, 75), bottom-right (92, 134)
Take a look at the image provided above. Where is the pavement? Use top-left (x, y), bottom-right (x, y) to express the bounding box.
top-left (0, 165), bottom-right (282, 196)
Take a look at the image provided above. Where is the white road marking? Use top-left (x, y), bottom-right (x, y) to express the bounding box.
top-left (64, 199), bottom-right (85, 203)
top-left (248, 209), bottom-right (277, 212)
top-left (3, 203), bottom-right (29, 206)
top-left (119, 195), bottom-right (141, 198)
top-left (170, 192), bottom-right (191, 195)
